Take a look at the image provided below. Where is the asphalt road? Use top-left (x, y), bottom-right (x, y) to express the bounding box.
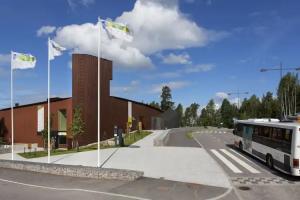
top-left (181, 127), bottom-right (300, 200)
top-left (0, 167), bottom-right (229, 200)
top-left (166, 127), bottom-right (201, 147)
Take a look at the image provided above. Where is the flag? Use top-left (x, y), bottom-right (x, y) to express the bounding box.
top-left (49, 39), bottom-right (66, 60)
top-left (11, 52), bottom-right (36, 69)
top-left (103, 19), bottom-right (133, 42)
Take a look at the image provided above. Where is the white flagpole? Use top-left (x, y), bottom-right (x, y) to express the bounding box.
top-left (47, 38), bottom-right (51, 164)
top-left (97, 17), bottom-right (102, 167)
top-left (10, 51), bottom-right (14, 160)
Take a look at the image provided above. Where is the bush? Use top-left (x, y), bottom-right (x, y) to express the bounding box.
top-left (0, 137), bottom-right (5, 145)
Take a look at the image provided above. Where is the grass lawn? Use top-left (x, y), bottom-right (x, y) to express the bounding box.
top-left (123, 130), bottom-right (152, 146)
top-left (18, 130), bottom-right (152, 159)
top-left (185, 131), bottom-right (194, 139)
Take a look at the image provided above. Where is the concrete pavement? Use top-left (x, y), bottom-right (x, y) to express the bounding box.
top-left (0, 129), bottom-right (231, 188)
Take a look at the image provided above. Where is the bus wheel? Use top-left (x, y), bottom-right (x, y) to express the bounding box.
top-left (239, 142), bottom-right (243, 150)
top-left (266, 155), bottom-right (273, 169)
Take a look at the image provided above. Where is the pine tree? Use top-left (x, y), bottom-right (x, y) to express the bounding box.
top-left (175, 104), bottom-right (184, 127)
top-left (160, 86), bottom-right (174, 111)
top-left (149, 101), bottom-right (160, 109)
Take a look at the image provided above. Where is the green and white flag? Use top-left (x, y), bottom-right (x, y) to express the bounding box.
top-left (11, 51), bottom-right (36, 69)
top-left (103, 19), bottom-right (133, 42)
top-left (49, 39), bottom-right (66, 60)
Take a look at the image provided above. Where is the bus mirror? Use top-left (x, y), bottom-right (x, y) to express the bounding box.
top-left (232, 130), bottom-right (236, 135)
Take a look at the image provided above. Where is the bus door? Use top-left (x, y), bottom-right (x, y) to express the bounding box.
top-left (243, 125), bottom-right (253, 153)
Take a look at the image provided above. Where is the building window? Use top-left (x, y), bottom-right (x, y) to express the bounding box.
top-left (37, 106), bottom-right (44, 134)
top-left (58, 109), bottom-right (67, 132)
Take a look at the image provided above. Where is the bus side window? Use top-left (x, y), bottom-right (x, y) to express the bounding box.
top-left (283, 129), bottom-right (292, 142)
top-left (236, 124), bottom-right (243, 137)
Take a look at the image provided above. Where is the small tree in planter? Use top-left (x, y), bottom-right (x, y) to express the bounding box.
top-left (41, 114), bottom-right (53, 151)
top-left (0, 118), bottom-right (8, 145)
top-left (70, 106), bottom-right (85, 152)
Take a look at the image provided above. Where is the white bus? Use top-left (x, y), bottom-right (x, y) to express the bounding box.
top-left (233, 119), bottom-right (300, 176)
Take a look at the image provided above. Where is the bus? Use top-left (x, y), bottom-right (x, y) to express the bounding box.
top-left (233, 119), bottom-right (300, 176)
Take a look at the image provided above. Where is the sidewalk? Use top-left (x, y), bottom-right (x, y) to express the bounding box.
top-left (0, 130), bottom-right (230, 188)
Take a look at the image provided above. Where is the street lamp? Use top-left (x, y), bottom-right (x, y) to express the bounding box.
top-left (260, 62), bottom-right (300, 79)
top-left (260, 63), bottom-right (300, 119)
top-left (227, 91), bottom-right (249, 108)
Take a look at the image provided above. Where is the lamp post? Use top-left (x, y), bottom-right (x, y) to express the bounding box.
top-left (260, 63), bottom-right (300, 118)
top-left (260, 62), bottom-right (300, 79)
top-left (227, 90), bottom-right (249, 108)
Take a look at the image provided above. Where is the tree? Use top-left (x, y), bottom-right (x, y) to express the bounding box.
top-left (0, 118), bottom-right (8, 143)
top-left (220, 99), bottom-right (237, 128)
top-left (239, 95), bottom-right (261, 119)
top-left (198, 99), bottom-right (217, 127)
top-left (183, 103), bottom-right (199, 127)
top-left (160, 86), bottom-right (174, 111)
top-left (277, 73), bottom-right (299, 117)
top-left (183, 107), bottom-right (192, 126)
top-left (189, 103), bottom-right (199, 126)
top-left (70, 106), bottom-right (85, 151)
top-left (41, 114), bottom-right (53, 150)
top-left (149, 101), bottom-right (160, 109)
top-left (260, 92), bottom-right (280, 118)
top-left (175, 104), bottom-right (184, 127)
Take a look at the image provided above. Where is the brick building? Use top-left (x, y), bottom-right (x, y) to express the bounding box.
top-left (0, 54), bottom-right (162, 148)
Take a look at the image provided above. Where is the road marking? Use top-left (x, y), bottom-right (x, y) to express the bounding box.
top-left (210, 149), bottom-right (242, 173)
top-left (220, 149), bottom-right (260, 174)
top-left (228, 148), bottom-right (256, 164)
top-left (0, 178), bottom-right (151, 200)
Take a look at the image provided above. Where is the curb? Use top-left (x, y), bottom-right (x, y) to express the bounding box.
top-left (153, 130), bottom-right (170, 146)
top-left (0, 159), bottom-right (143, 181)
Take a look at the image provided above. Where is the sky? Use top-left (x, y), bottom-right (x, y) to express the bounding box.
top-left (0, 0), bottom-right (300, 109)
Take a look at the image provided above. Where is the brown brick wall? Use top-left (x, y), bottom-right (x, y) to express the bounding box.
top-left (0, 98), bottom-right (72, 147)
top-left (0, 54), bottom-right (162, 148)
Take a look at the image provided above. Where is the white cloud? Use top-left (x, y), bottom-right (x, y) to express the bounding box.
top-left (0, 54), bottom-right (10, 77)
top-left (67, 0), bottom-right (95, 9)
top-left (53, 0), bottom-right (226, 69)
top-left (151, 81), bottom-right (190, 93)
top-left (159, 71), bottom-right (181, 78)
top-left (184, 64), bottom-right (215, 73)
top-left (206, 0), bottom-right (213, 6)
top-left (54, 23), bottom-right (152, 69)
top-left (68, 61), bottom-right (72, 69)
top-left (0, 54), bottom-right (10, 66)
top-left (117, 0), bottom-right (227, 55)
top-left (37, 26), bottom-right (56, 37)
top-left (214, 92), bottom-right (240, 107)
top-left (111, 80), bottom-right (140, 94)
top-left (185, 0), bottom-right (195, 3)
top-left (144, 62), bottom-right (214, 79)
top-left (215, 92), bottom-right (229, 99)
top-left (161, 52), bottom-right (191, 64)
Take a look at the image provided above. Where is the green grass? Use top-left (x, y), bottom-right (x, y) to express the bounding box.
top-left (18, 130), bottom-right (152, 159)
top-left (18, 143), bottom-right (113, 159)
top-left (185, 131), bottom-right (194, 139)
top-left (123, 130), bottom-right (152, 146)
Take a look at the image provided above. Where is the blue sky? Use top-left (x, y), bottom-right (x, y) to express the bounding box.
top-left (0, 0), bottom-right (300, 109)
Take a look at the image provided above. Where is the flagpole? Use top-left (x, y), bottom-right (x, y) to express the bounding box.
top-left (10, 51), bottom-right (14, 160)
top-left (97, 17), bottom-right (101, 168)
top-left (47, 38), bottom-right (51, 164)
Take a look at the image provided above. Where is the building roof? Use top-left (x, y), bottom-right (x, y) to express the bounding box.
top-left (0, 96), bottom-right (162, 113)
top-left (111, 96), bottom-right (162, 112)
top-left (236, 119), bottom-right (300, 128)
top-left (0, 97), bottom-right (71, 111)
